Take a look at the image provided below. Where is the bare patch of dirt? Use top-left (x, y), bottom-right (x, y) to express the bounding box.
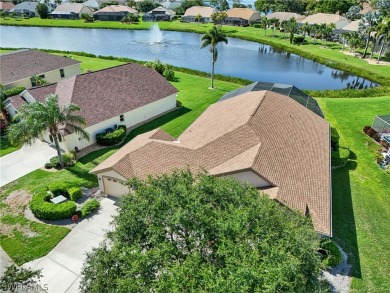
top-left (3, 190), bottom-right (32, 208)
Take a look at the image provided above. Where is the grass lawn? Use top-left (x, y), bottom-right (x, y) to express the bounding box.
top-left (318, 97), bottom-right (390, 292)
top-left (0, 137), bottom-right (20, 157)
top-left (1, 19), bottom-right (389, 86)
top-left (0, 56), bottom-right (240, 264)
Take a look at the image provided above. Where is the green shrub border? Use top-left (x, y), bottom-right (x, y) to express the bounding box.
top-left (29, 182), bottom-right (82, 220)
top-left (96, 125), bottom-right (126, 146)
top-left (320, 239), bottom-right (342, 269)
top-left (80, 198), bottom-right (100, 218)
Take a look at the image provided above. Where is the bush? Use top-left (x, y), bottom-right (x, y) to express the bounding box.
top-left (375, 152), bottom-right (384, 164)
top-left (30, 189), bottom-right (76, 220)
top-left (81, 13), bottom-right (94, 22)
top-left (48, 182), bottom-right (71, 197)
top-left (145, 60), bottom-right (176, 81)
top-left (251, 23), bottom-right (262, 28)
top-left (176, 100), bottom-right (182, 107)
top-left (385, 51), bottom-right (390, 58)
top-left (49, 156), bottom-right (61, 169)
top-left (80, 199), bottom-right (100, 217)
top-left (2, 86), bottom-right (25, 98)
top-left (68, 187), bottom-right (82, 201)
top-left (319, 239), bottom-right (342, 268)
top-left (44, 163), bottom-right (52, 169)
top-left (293, 36), bottom-right (305, 44)
top-left (163, 66), bottom-right (175, 81)
top-left (62, 152), bottom-right (76, 167)
top-left (96, 125), bottom-right (126, 146)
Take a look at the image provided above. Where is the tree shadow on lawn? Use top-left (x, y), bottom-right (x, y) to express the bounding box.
top-left (332, 160), bottom-right (361, 278)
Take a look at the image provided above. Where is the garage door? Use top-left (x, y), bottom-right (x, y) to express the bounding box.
top-left (103, 177), bottom-right (130, 197)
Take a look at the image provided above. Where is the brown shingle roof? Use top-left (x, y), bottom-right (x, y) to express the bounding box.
top-left (0, 50), bottom-right (80, 85)
top-left (226, 8), bottom-right (259, 20)
top-left (53, 3), bottom-right (86, 13)
top-left (24, 63), bottom-right (178, 127)
top-left (300, 13), bottom-right (349, 25)
top-left (91, 91), bottom-right (331, 236)
top-left (266, 12), bottom-right (305, 22)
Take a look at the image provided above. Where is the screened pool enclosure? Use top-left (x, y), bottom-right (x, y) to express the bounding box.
top-left (372, 116), bottom-right (390, 134)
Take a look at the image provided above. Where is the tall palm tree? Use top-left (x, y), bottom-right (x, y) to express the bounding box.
top-left (195, 13), bottom-right (202, 26)
top-left (8, 94), bottom-right (90, 168)
top-left (286, 17), bottom-right (298, 44)
top-left (260, 17), bottom-right (268, 36)
top-left (269, 17), bottom-right (279, 37)
top-left (359, 11), bottom-right (380, 58)
top-left (376, 17), bottom-right (390, 63)
top-left (200, 26), bottom-right (228, 89)
top-left (301, 22), bottom-right (312, 37)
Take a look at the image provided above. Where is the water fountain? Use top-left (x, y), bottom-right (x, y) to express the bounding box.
top-left (149, 24), bottom-right (164, 45)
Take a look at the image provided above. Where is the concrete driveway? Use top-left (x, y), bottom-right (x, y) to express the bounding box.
top-left (23, 198), bottom-right (118, 293)
top-left (0, 139), bottom-right (57, 187)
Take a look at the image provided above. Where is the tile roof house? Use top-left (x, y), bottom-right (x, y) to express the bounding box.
top-left (50, 3), bottom-right (93, 19)
top-left (359, 2), bottom-right (372, 15)
top-left (266, 11), bottom-right (305, 22)
top-left (91, 90), bottom-right (332, 236)
top-left (225, 8), bottom-right (260, 26)
top-left (0, 49), bottom-right (81, 90)
top-left (9, 1), bottom-right (38, 16)
top-left (182, 6), bottom-right (215, 23)
top-left (300, 13), bottom-right (350, 30)
top-left (340, 20), bottom-right (360, 32)
top-left (142, 7), bottom-right (175, 21)
top-left (94, 5), bottom-right (137, 21)
top-left (5, 63), bottom-right (178, 153)
top-left (83, 0), bottom-right (127, 9)
top-left (0, 1), bottom-right (15, 11)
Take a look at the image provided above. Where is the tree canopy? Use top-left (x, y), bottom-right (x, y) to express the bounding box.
top-left (80, 170), bottom-right (323, 292)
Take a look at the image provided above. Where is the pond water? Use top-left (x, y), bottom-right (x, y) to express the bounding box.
top-left (0, 25), bottom-right (377, 90)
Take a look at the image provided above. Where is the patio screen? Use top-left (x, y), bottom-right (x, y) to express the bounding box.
top-left (372, 116), bottom-right (390, 134)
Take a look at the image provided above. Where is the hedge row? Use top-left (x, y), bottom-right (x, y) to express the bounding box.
top-left (96, 125), bottom-right (126, 146)
top-left (2, 86), bottom-right (26, 98)
top-left (80, 198), bottom-right (100, 217)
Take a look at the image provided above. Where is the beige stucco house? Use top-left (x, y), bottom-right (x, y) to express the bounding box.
top-left (300, 13), bottom-right (350, 30)
top-left (91, 90), bottom-right (332, 236)
top-left (50, 3), bottom-right (93, 19)
top-left (0, 50), bottom-right (81, 90)
top-left (5, 63), bottom-right (178, 153)
top-left (225, 8), bottom-right (260, 26)
top-left (182, 6), bottom-right (215, 23)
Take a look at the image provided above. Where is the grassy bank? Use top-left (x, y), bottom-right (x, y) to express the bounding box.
top-left (318, 97), bottom-right (390, 292)
top-left (0, 137), bottom-right (21, 157)
top-left (1, 18), bottom-right (389, 89)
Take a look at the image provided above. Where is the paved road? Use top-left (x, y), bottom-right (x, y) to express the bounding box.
top-left (23, 198), bottom-right (117, 293)
top-left (0, 140), bottom-right (57, 187)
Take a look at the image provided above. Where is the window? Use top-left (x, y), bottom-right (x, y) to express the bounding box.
top-left (120, 115), bottom-right (124, 122)
top-left (60, 69), bottom-right (65, 78)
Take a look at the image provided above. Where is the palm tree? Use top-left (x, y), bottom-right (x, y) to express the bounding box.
top-left (8, 94), bottom-right (90, 168)
top-left (286, 17), bottom-right (298, 44)
top-left (31, 75), bottom-right (48, 87)
top-left (260, 17), bottom-right (268, 36)
top-left (359, 11), bottom-right (380, 58)
top-left (195, 13), bottom-right (202, 26)
top-left (301, 22), bottom-right (311, 37)
top-left (269, 17), bottom-right (279, 37)
top-left (376, 17), bottom-right (390, 63)
top-left (200, 26), bottom-right (228, 89)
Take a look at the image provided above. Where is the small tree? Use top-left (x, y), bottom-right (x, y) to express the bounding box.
top-left (80, 170), bottom-right (323, 292)
top-left (8, 94), bottom-right (89, 168)
top-left (201, 26), bottom-right (228, 89)
top-left (81, 13), bottom-right (94, 22)
top-left (195, 13), bottom-right (202, 25)
top-left (359, 11), bottom-right (380, 58)
top-left (301, 22), bottom-right (312, 37)
top-left (31, 75), bottom-right (47, 87)
top-left (0, 265), bottom-right (42, 293)
top-left (286, 17), bottom-right (298, 44)
top-left (269, 17), bottom-right (279, 37)
top-left (346, 5), bottom-right (361, 21)
top-left (260, 16), bottom-right (268, 36)
top-left (36, 2), bottom-right (49, 19)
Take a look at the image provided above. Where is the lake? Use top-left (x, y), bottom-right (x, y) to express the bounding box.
top-left (0, 25), bottom-right (377, 90)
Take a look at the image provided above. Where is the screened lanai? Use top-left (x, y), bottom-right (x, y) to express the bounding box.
top-left (219, 82), bottom-right (324, 118)
top-left (372, 115), bottom-right (390, 135)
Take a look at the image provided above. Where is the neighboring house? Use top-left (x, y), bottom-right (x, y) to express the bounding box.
top-left (5, 63), bottom-right (178, 153)
top-left (142, 7), bottom-right (175, 21)
top-left (91, 90), bottom-right (332, 237)
top-left (0, 49), bottom-right (81, 90)
top-left (182, 6), bottom-right (215, 23)
top-left (300, 13), bottom-right (350, 30)
top-left (266, 11), bottom-right (305, 22)
top-left (9, 1), bottom-right (38, 16)
top-left (160, 1), bottom-right (182, 10)
top-left (94, 5), bottom-right (137, 21)
top-left (225, 8), bottom-right (260, 26)
top-left (50, 3), bottom-right (93, 19)
top-left (83, 0), bottom-right (127, 10)
top-left (0, 1), bottom-right (15, 11)
top-left (339, 20), bottom-right (360, 32)
top-left (359, 2), bottom-right (372, 15)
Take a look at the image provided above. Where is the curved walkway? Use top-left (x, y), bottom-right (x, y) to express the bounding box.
top-left (0, 140), bottom-right (57, 187)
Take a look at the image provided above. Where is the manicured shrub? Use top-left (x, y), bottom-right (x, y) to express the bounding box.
top-left (48, 182), bottom-right (71, 197)
top-left (319, 239), bottom-right (342, 268)
top-left (251, 23), bottom-right (262, 28)
top-left (68, 187), bottom-right (82, 201)
top-left (49, 156), bottom-right (60, 169)
top-left (163, 66), bottom-right (175, 81)
top-left (30, 189), bottom-right (76, 220)
top-left (80, 199), bottom-right (100, 218)
top-left (2, 86), bottom-right (26, 98)
top-left (176, 100), bottom-right (182, 107)
top-left (145, 60), bottom-right (176, 81)
top-left (44, 163), bottom-right (52, 169)
top-left (293, 35), bottom-right (305, 44)
top-left (62, 152), bottom-right (76, 167)
top-left (96, 125), bottom-right (126, 146)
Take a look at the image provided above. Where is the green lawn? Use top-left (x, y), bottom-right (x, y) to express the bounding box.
top-left (0, 137), bottom-right (20, 157)
top-left (318, 97), bottom-right (390, 292)
top-left (1, 18), bottom-right (389, 85)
